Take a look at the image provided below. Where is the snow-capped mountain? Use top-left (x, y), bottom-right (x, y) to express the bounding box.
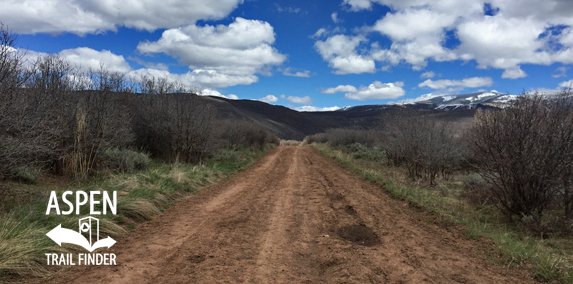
top-left (338, 91), bottom-right (517, 113)
top-left (413, 91), bottom-right (517, 110)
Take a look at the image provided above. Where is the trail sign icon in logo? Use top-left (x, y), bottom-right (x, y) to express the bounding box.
top-left (79, 217), bottom-right (98, 246)
top-left (46, 216), bottom-right (116, 252)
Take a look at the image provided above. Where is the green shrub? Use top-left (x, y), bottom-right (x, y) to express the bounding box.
top-left (341, 143), bottom-right (385, 161)
top-left (460, 173), bottom-right (492, 206)
top-left (8, 166), bottom-right (40, 184)
top-left (99, 148), bottom-right (151, 173)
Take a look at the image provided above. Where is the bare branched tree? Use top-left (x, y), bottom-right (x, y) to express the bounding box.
top-left (0, 24), bottom-right (37, 178)
top-left (466, 91), bottom-right (573, 221)
top-left (0, 24), bottom-right (26, 96)
top-left (138, 75), bottom-right (193, 95)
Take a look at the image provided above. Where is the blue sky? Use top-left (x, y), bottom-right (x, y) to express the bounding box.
top-left (3, 0), bottom-right (573, 111)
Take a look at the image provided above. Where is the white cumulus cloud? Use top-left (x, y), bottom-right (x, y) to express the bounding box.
top-left (200, 89), bottom-right (239, 99)
top-left (58, 47), bottom-right (132, 73)
top-left (420, 71), bottom-right (436, 79)
top-left (559, 79), bottom-right (573, 88)
top-left (21, 47), bottom-right (132, 74)
top-left (129, 57), bottom-right (169, 71)
top-left (258, 95), bottom-right (278, 103)
top-left (324, 81), bottom-right (405, 101)
top-left (501, 67), bottom-right (527, 79)
top-left (322, 85), bottom-right (358, 94)
top-left (315, 35), bottom-right (376, 74)
top-left (126, 68), bottom-right (257, 90)
top-left (372, 9), bottom-right (456, 42)
top-left (343, 0), bottom-right (376, 11)
top-left (457, 16), bottom-right (547, 78)
top-left (391, 92), bottom-right (444, 105)
top-left (137, 17), bottom-right (286, 89)
top-left (282, 68), bottom-right (311, 77)
top-left (23, 20), bottom-right (276, 92)
top-left (330, 55), bottom-right (376, 75)
top-left (310, 27), bottom-right (347, 39)
top-left (286, 96), bottom-right (313, 105)
top-left (552, 67), bottom-right (568, 78)
top-left (0, 0), bottom-right (243, 35)
top-left (331, 12), bottom-right (342, 23)
top-left (336, 0), bottom-right (573, 79)
top-left (369, 8), bottom-right (459, 70)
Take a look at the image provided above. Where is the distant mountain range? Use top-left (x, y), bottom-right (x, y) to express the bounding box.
top-left (205, 91), bottom-right (515, 140)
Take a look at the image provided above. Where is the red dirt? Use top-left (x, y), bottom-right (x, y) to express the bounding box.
top-left (29, 146), bottom-right (536, 283)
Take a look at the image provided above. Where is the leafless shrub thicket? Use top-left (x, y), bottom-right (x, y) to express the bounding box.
top-left (10, 55), bottom-right (136, 179)
top-left (0, 24), bottom-right (31, 179)
top-left (383, 109), bottom-right (463, 184)
top-left (0, 35), bottom-right (77, 179)
top-left (324, 128), bottom-right (380, 148)
top-left (0, 26), bottom-right (277, 181)
top-left (465, 91), bottom-right (573, 226)
top-left (217, 120), bottom-right (279, 150)
top-left (304, 128), bottom-right (379, 147)
top-left (304, 111), bottom-right (463, 184)
top-left (138, 75), bottom-right (198, 95)
top-left (133, 93), bottom-right (216, 164)
top-left (303, 132), bottom-right (329, 144)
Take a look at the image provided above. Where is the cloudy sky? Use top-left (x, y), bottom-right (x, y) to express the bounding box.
top-left (3, 0), bottom-right (573, 111)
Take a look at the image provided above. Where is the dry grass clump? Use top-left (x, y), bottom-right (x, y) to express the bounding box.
top-left (280, 140), bottom-right (301, 146)
top-left (0, 215), bottom-right (65, 277)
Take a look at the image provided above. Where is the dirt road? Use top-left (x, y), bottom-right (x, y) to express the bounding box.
top-left (37, 146), bottom-right (535, 283)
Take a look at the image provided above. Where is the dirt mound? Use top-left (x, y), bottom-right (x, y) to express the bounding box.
top-left (337, 224), bottom-right (379, 246)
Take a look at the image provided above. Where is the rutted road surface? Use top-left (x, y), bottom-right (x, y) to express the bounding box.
top-left (38, 146), bottom-right (535, 283)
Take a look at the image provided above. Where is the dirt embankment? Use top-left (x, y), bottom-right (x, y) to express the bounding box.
top-left (29, 146), bottom-right (535, 283)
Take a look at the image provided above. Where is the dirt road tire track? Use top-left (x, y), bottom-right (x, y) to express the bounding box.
top-left (32, 146), bottom-right (535, 283)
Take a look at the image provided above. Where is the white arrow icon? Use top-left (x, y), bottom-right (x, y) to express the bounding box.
top-left (46, 224), bottom-right (116, 252)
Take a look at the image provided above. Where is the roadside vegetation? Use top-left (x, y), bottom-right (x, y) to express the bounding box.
top-left (306, 90), bottom-right (573, 283)
top-left (0, 25), bottom-right (278, 278)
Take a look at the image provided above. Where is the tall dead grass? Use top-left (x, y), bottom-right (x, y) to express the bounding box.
top-left (0, 215), bottom-right (64, 277)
